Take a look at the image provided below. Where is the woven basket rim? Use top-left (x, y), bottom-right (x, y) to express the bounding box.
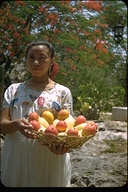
top-left (31, 128), bottom-right (97, 149)
top-left (34, 130), bottom-right (94, 139)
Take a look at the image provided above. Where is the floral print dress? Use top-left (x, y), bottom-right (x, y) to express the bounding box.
top-left (1, 82), bottom-right (73, 187)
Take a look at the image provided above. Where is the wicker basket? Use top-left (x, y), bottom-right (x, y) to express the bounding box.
top-left (35, 130), bottom-right (94, 150)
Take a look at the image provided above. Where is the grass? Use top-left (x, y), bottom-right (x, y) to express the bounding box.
top-left (101, 137), bottom-right (127, 153)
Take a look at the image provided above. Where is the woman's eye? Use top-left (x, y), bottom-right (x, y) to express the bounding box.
top-left (40, 56), bottom-right (45, 59)
top-left (28, 56), bottom-right (34, 59)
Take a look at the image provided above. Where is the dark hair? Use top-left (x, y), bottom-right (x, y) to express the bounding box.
top-left (25, 40), bottom-right (55, 59)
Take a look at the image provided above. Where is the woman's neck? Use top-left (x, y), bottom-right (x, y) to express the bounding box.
top-left (26, 76), bottom-right (55, 91)
top-left (29, 75), bottom-right (49, 84)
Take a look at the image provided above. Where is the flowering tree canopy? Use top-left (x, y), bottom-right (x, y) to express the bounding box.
top-left (0, 1), bottom-right (127, 107)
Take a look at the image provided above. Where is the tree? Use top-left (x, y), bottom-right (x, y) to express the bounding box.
top-left (0, 0), bottom-right (127, 117)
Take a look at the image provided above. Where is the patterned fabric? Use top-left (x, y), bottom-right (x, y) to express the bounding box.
top-left (1, 82), bottom-right (73, 187)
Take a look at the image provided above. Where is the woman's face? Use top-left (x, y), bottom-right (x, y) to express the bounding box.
top-left (26, 45), bottom-right (54, 77)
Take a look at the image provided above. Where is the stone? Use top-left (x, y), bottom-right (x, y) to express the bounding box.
top-left (112, 107), bottom-right (127, 121)
top-left (70, 120), bottom-right (127, 187)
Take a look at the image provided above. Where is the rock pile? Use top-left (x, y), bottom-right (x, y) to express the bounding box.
top-left (70, 120), bottom-right (127, 187)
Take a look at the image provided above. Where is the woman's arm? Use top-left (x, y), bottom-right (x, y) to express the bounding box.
top-left (0, 108), bottom-right (36, 138)
top-left (0, 108), bottom-right (20, 134)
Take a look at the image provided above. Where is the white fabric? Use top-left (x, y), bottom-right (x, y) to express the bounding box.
top-left (1, 82), bottom-right (73, 187)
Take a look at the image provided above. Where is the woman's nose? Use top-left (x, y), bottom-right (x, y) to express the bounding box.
top-left (33, 60), bottom-right (40, 66)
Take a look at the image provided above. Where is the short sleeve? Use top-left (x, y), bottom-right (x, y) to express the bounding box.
top-left (2, 84), bottom-right (17, 110)
top-left (61, 88), bottom-right (74, 116)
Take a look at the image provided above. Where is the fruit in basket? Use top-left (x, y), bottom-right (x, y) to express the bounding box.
top-left (29, 120), bottom-right (41, 131)
top-left (67, 127), bottom-right (79, 137)
top-left (28, 112), bottom-right (39, 122)
top-left (64, 116), bottom-right (76, 128)
top-left (78, 129), bottom-right (82, 137)
top-left (56, 120), bottom-right (67, 132)
top-left (82, 122), bottom-right (97, 136)
top-left (44, 124), bottom-right (58, 135)
top-left (38, 117), bottom-right (49, 128)
top-left (58, 132), bottom-right (67, 136)
top-left (42, 111), bottom-right (54, 124)
top-left (74, 122), bottom-right (87, 131)
top-left (74, 115), bottom-right (86, 126)
top-left (53, 119), bottom-right (60, 126)
top-left (38, 125), bottom-right (46, 133)
top-left (57, 109), bottom-right (69, 120)
top-left (87, 121), bottom-right (98, 129)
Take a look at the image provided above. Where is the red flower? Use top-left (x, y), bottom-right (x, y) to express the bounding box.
top-left (37, 97), bottom-right (45, 107)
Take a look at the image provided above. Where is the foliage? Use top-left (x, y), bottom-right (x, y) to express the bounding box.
top-left (74, 82), bottom-right (125, 120)
top-left (73, 64), bottom-right (126, 119)
top-left (0, 0), bottom-right (127, 120)
top-left (101, 137), bottom-right (127, 153)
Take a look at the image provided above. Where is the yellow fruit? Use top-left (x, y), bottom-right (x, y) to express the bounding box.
top-left (58, 132), bottom-right (67, 136)
top-left (57, 109), bottom-right (69, 120)
top-left (37, 125), bottom-right (46, 133)
top-left (78, 130), bottom-right (82, 137)
top-left (38, 117), bottom-right (49, 128)
top-left (74, 123), bottom-right (87, 131)
top-left (42, 111), bottom-right (54, 124)
top-left (53, 119), bottom-right (60, 126)
top-left (64, 116), bottom-right (76, 128)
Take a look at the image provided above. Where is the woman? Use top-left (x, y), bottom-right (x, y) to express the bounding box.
top-left (0, 40), bottom-right (74, 187)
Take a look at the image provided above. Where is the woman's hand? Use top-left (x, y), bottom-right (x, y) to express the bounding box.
top-left (1, 108), bottom-right (37, 137)
top-left (19, 118), bottom-right (37, 139)
top-left (48, 143), bottom-right (70, 155)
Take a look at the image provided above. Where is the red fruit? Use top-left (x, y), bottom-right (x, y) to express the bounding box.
top-left (28, 112), bottom-right (39, 122)
top-left (56, 120), bottom-right (67, 132)
top-left (44, 125), bottom-right (58, 136)
top-left (87, 121), bottom-right (98, 130)
top-left (30, 120), bottom-right (41, 131)
top-left (67, 127), bottom-right (79, 137)
top-left (82, 123), bottom-right (97, 136)
top-left (75, 115), bottom-right (86, 126)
